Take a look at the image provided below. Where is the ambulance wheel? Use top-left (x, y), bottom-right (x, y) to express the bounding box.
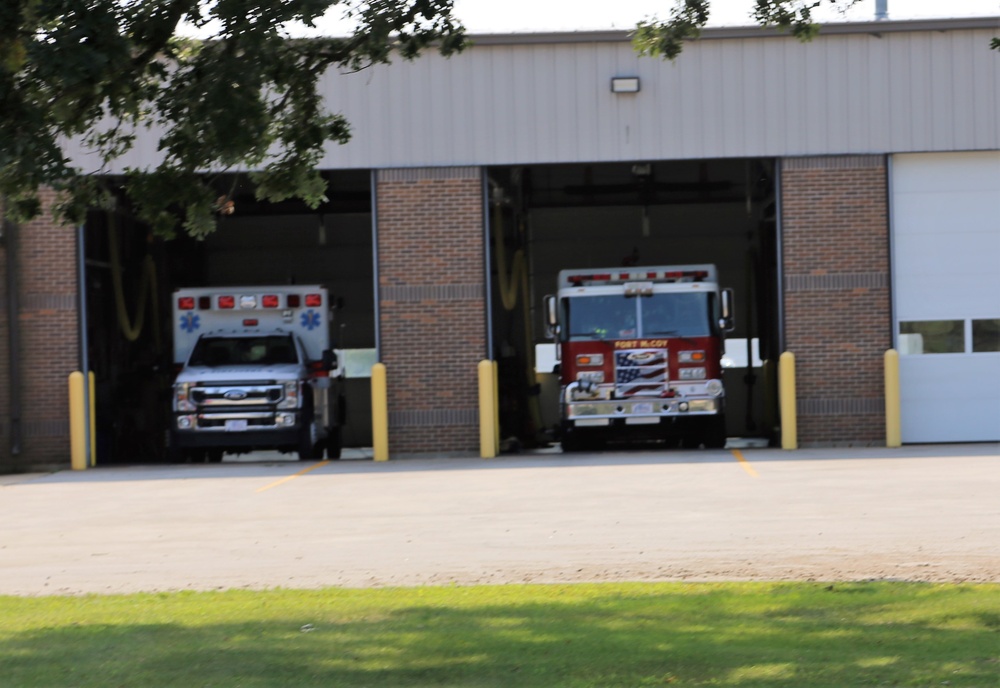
top-left (297, 426), bottom-right (323, 461)
top-left (325, 426), bottom-right (342, 460)
top-left (206, 449), bottom-right (224, 463)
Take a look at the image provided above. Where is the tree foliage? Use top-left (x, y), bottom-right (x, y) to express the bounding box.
top-left (633, 0), bottom-right (862, 58)
top-left (0, 0), bottom-right (465, 237)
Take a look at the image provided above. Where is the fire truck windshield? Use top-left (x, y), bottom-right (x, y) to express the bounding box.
top-left (189, 335), bottom-right (299, 366)
top-left (565, 292), bottom-right (712, 340)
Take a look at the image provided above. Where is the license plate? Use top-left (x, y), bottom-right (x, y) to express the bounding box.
top-left (225, 419), bottom-right (248, 432)
top-left (632, 403), bottom-right (653, 414)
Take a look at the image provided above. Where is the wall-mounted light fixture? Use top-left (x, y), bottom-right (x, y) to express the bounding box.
top-left (611, 77), bottom-right (640, 94)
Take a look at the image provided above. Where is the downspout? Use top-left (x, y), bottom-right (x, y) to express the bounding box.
top-left (2, 207), bottom-right (22, 463)
top-left (370, 170), bottom-right (381, 362)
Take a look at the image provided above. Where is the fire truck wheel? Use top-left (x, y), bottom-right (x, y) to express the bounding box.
top-left (703, 415), bottom-right (728, 449)
top-left (325, 426), bottom-right (342, 460)
top-left (560, 426), bottom-right (586, 453)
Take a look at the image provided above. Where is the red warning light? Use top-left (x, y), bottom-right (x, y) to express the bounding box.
top-left (178, 297), bottom-right (195, 310)
top-left (305, 293), bottom-right (322, 307)
top-left (261, 294), bottom-right (279, 308)
top-left (218, 296), bottom-right (235, 309)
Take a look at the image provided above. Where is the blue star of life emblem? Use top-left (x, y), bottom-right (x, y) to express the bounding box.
top-left (180, 312), bottom-right (200, 333)
top-left (300, 310), bottom-right (321, 331)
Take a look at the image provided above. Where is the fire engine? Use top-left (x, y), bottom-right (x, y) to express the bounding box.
top-left (543, 265), bottom-right (734, 451)
top-left (169, 286), bottom-right (345, 461)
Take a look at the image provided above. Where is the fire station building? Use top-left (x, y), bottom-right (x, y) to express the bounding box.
top-left (1, 16), bottom-right (998, 470)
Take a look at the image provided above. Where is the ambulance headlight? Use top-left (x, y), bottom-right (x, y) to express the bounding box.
top-left (706, 380), bottom-right (724, 397)
top-left (277, 381), bottom-right (299, 409)
top-left (175, 383), bottom-right (195, 412)
top-left (177, 415), bottom-right (195, 429)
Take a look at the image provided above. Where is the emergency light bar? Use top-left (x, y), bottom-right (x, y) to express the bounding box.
top-left (176, 292), bottom-right (323, 310)
top-left (567, 270), bottom-right (708, 286)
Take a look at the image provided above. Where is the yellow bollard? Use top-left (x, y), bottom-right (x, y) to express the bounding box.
top-left (779, 352), bottom-right (798, 450)
top-left (89, 371), bottom-right (97, 466)
top-left (69, 372), bottom-right (87, 470)
top-left (479, 360), bottom-right (497, 458)
top-left (884, 349), bottom-right (901, 448)
top-left (492, 360), bottom-right (500, 455)
top-left (371, 363), bottom-right (389, 461)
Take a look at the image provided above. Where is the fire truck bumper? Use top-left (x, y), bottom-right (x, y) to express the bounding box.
top-left (565, 397), bottom-right (721, 426)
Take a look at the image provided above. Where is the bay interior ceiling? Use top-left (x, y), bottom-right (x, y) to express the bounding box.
top-left (83, 170), bottom-right (375, 463)
top-left (487, 158), bottom-right (781, 446)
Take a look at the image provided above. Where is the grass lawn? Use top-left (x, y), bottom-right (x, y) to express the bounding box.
top-left (1, 582), bottom-right (998, 687)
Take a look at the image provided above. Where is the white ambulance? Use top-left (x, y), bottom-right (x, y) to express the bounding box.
top-left (170, 286), bottom-right (344, 461)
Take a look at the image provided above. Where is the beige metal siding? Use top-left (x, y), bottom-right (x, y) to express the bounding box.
top-left (69, 23), bottom-right (999, 172)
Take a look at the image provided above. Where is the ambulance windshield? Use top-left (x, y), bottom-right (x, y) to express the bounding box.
top-left (189, 335), bottom-right (299, 366)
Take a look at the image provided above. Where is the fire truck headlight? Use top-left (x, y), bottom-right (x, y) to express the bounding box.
top-left (679, 367), bottom-right (706, 380)
top-left (175, 383), bottom-right (195, 412)
top-left (576, 371), bottom-right (604, 384)
top-left (706, 380), bottom-right (724, 397)
top-left (678, 350), bottom-right (706, 363)
top-left (576, 353), bottom-right (604, 367)
top-left (277, 381), bottom-right (299, 409)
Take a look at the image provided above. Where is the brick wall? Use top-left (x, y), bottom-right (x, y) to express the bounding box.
top-left (375, 168), bottom-right (486, 455)
top-left (781, 156), bottom-right (891, 446)
top-left (0, 190), bottom-right (80, 470)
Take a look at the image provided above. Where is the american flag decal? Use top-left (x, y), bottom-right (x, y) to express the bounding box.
top-left (615, 348), bottom-right (668, 397)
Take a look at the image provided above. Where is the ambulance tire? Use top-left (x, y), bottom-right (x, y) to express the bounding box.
top-left (297, 425), bottom-right (323, 461)
top-left (325, 426), bottom-right (342, 460)
top-left (206, 449), bottom-right (224, 463)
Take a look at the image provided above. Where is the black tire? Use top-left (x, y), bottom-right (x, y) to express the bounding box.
top-left (702, 415), bottom-right (728, 449)
top-left (206, 449), bottom-right (224, 463)
top-left (325, 426), bottom-right (342, 460)
top-left (297, 425), bottom-right (323, 461)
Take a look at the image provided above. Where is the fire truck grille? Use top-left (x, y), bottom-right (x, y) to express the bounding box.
top-left (614, 348), bottom-right (668, 397)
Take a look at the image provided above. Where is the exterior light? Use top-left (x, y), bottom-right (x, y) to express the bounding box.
top-left (611, 77), bottom-right (640, 93)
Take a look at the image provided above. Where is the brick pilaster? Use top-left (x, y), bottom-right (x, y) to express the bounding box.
top-left (375, 168), bottom-right (486, 455)
top-left (1, 190), bottom-right (80, 469)
top-left (781, 156), bottom-right (891, 446)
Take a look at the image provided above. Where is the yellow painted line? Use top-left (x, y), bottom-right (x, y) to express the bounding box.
top-left (256, 461), bottom-right (329, 493)
top-left (730, 449), bottom-right (759, 478)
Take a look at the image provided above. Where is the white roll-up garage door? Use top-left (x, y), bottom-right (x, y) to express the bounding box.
top-left (892, 152), bottom-right (1000, 443)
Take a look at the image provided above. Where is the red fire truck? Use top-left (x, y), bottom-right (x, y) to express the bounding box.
top-left (543, 265), bottom-right (734, 451)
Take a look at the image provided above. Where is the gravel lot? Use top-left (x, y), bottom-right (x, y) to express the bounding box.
top-left (1, 443), bottom-right (998, 595)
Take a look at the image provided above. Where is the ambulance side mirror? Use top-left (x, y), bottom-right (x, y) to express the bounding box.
top-left (719, 289), bottom-right (735, 333)
top-left (322, 349), bottom-right (338, 372)
top-left (543, 295), bottom-right (559, 339)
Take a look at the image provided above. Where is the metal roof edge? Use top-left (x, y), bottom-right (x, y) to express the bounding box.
top-left (463, 16), bottom-right (1000, 46)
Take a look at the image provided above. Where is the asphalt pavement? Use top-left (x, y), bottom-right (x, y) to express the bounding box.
top-left (1, 442), bottom-right (998, 595)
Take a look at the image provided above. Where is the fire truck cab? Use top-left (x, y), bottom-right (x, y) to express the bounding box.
top-left (544, 265), bottom-right (734, 451)
top-left (169, 286), bottom-right (345, 461)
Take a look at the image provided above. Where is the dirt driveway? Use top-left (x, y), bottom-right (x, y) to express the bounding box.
top-left (1, 443), bottom-right (998, 595)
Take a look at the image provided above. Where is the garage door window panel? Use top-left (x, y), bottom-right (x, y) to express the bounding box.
top-left (972, 319), bottom-right (1000, 353)
top-left (899, 320), bottom-right (964, 355)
